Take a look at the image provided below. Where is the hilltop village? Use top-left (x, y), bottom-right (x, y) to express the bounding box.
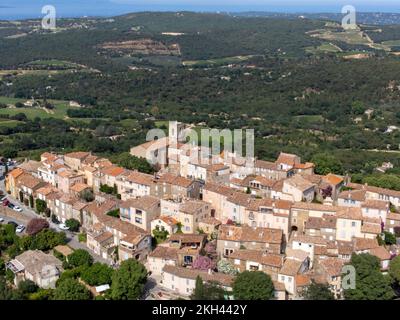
top-left (3, 121), bottom-right (400, 300)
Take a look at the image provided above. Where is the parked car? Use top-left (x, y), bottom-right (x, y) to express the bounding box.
top-left (0, 196), bottom-right (7, 202)
top-left (58, 223), bottom-right (70, 231)
top-left (8, 203), bottom-right (14, 209)
top-left (0, 217), bottom-right (4, 223)
top-left (3, 200), bottom-right (9, 206)
top-left (16, 225), bottom-right (25, 233)
top-left (13, 206), bottom-right (22, 212)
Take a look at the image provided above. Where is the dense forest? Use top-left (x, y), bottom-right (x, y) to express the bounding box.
top-left (1, 12), bottom-right (400, 180)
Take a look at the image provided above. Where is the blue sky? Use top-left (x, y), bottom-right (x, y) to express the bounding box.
top-left (0, 0), bottom-right (399, 19)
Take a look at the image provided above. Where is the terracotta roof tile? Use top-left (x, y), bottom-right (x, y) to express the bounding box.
top-left (120, 195), bottom-right (160, 211)
top-left (229, 249), bottom-right (284, 268)
top-left (320, 257), bottom-right (344, 276)
top-left (369, 246), bottom-right (391, 261)
top-left (284, 175), bottom-right (315, 191)
top-left (276, 152), bottom-right (299, 166)
top-left (218, 225), bottom-right (283, 244)
top-left (149, 246), bottom-right (178, 260)
top-left (64, 151), bottom-right (90, 160)
top-left (279, 259), bottom-right (303, 276)
top-left (100, 166), bottom-right (126, 177)
top-left (336, 207), bottom-right (363, 220)
top-left (323, 173), bottom-right (344, 186)
top-left (338, 189), bottom-right (366, 202)
top-left (352, 237), bottom-right (379, 251)
top-left (162, 265), bottom-right (234, 287)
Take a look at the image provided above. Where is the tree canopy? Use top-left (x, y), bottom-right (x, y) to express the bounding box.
top-left (53, 278), bottom-right (91, 300)
top-left (344, 253), bottom-right (394, 300)
top-left (233, 271), bottom-right (274, 300)
top-left (110, 259), bottom-right (148, 300)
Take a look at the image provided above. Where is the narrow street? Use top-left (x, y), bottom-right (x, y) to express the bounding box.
top-left (0, 164), bottom-right (109, 264)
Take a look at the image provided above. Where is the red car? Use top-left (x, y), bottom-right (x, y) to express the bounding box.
top-left (2, 199), bottom-right (9, 206)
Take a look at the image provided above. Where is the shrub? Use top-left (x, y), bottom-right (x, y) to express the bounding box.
top-left (67, 249), bottom-right (93, 268)
top-left (80, 263), bottom-right (114, 286)
top-left (65, 218), bottom-right (80, 232)
top-left (35, 199), bottom-right (47, 214)
top-left (78, 233), bottom-right (87, 243)
top-left (18, 280), bottom-right (39, 295)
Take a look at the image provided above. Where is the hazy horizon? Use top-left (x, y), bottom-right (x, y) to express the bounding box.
top-left (0, 0), bottom-right (399, 20)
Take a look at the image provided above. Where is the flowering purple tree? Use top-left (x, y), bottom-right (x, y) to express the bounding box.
top-left (321, 186), bottom-right (332, 199)
top-left (192, 255), bottom-right (216, 271)
top-left (204, 241), bottom-right (217, 258)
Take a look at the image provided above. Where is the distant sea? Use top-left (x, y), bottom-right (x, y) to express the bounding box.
top-left (0, 0), bottom-right (399, 20)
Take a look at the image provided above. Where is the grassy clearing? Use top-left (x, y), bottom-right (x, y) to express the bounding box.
top-left (0, 119), bottom-right (24, 128)
top-left (306, 42), bottom-right (342, 54)
top-left (0, 97), bottom-right (77, 120)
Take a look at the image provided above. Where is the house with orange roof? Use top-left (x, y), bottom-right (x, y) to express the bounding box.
top-left (289, 233), bottom-right (327, 268)
top-left (227, 249), bottom-right (284, 280)
top-left (86, 213), bottom-right (151, 263)
top-left (81, 166), bottom-right (98, 188)
top-left (15, 173), bottom-right (48, 203)
top-left (277, 252), bottom-right (310, 297)
top-left (151, 216), bottom-right (179, 236)
top-left (276, 152), bottom-right (301, 171)
top-left (386, 212), bottom-right (400, 234)
top-left (244, 198), bottom-right (293, 240)
top-left (63, 151), bottom-right (91, 171)
top-left (217, 225), bottom-right (284, 257)
top-left (56, 169), bottom-right (85, 194)
top-left (160, 198), bottom-right (211, 234)
top-left (198, 216), bottom-right (222, 237)
top-left (293, 162), bottom-right (315, 175)
top-left (361, 199), bottom-right (390, 223)
top-left (69, 182), bottom-right (91, 197)
top-left (36, 186), bottom-right (59, 204)
top-left (147, 246), bottom-right (178, 276)
top-left (116, 170), bottom-right (156, 200)
top-left (161, 265), bottom-right (234, 298)
top-left (120, 195), bottom-right (161, 232)
top-left (186, 162), bottom-right (230, 184)
top-left (154, 173), bottom-right (201, 200)
top-left (281, 174), bottom-right (316, 202)
top-left (254, 159), bottom-right (291, 181)
top-left (315, 257), bottom-right (344, 299)
top-left (369, 246), bottom-right (392, 271)
top-left (40, 152), bottom-right (58, 163)
top-left (240, 175), bottom-right (276, 198)
top-left (38, 161), bottom-right (67, 186)
top-left (18, 160), bottom-right (41, 177)
top-left (93, 166), bottom-right (127, 193)
top-left (335, 207), bottom-right (363, 241)
top-left (321, 173), bottom-right (345, 200)
top-left (5, 167), bottom-right (25, 198)
top-left (202, 183), bottom-right (236, 220)
top-left (290, 202), bottom-right (339, 234)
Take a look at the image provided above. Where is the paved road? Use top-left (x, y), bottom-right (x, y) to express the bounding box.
top-left (0, 169), bottom-right (109, 264)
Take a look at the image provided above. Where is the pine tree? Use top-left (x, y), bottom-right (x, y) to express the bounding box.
top-left (191, 276), bottom-right (204, 300)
